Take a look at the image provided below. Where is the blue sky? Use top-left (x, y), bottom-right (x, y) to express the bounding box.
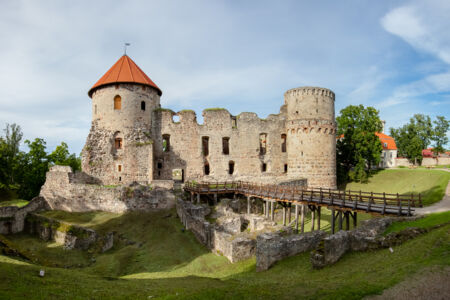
top-left (0, 0), bottom-right (449, 154)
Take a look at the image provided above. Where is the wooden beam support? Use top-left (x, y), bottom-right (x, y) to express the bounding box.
top-left (214, 193), bottom-right (218, 205)
top-left (353, 212), bottom-right (357, 228)
top-left (247, 196), bottom-right (251, 214)
top-left (270, 201), bottom-right (274, 221)
top-left (288, 205), bottom-right (292, 224)
top-left (190, 192), bottom-right (194, 202)
top-left (295, 204), bottom-right (299, 233)
top-left (331, 208), bottom-right (335, 234)
top-left (338, 210), bottom-right (343, 231)
top-left (317, 206), bottom-right (321, 230)
top-left (311, 206), bottom-right (315, 231)
top-left (345, 211), bottom-right (350, 230)
top-left (197, 193), bottom-right (200, 205)
top-left (282, 206), bottom-right (286, 226)
top-left (300, 205), bottom-right (305, 233)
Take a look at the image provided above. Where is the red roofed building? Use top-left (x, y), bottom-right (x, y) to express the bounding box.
top-left (375, 132), bottom-right (397, 168)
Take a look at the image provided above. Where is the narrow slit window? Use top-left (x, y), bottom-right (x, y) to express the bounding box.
top-left (204, 163), bottom-right (210, 175)
top-left (118, 165), bottom-right (122, 172)
top-left (284, 164), bottom-right (288, 173)
top-left (141, 101), bottom-right (146, 111)
top-left (157, 162), bottom-right (163, 169)
top-left (261, 163), bottom-right (267, 172)
top-left (259, 133), bottom-right (267, 155)
top-left (228, 161), bottom-right (234, 175)
top-left (281, 134), bottom-right (287, 153)
top-left (202, 136), bottom-right (209, 156)
top-left (115, 138), bottom-right (123, 149)
top-left (162, 134), bottom-right (170, 152)
top-left (231, 116), bottom-right (237, 128)
top-left (222, 137), bottom-right (230, 155)
top-left (114, 95), bottom-right (122, 110)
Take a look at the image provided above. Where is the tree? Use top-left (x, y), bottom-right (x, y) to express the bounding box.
top-left (390, 114), bottom-right (441, 164)
top-left (431, 116), bottom-right (449, 155)
top-left (48, 142), bottom-right (81, 171)
top-left (336, 105), bottom-right (383, 183)
top-left (0, 123), bottom-right (23, 190)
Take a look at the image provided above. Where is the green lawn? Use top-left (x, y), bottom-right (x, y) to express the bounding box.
top-left (0, 199), bottom-right (29, 208)
top-left (384, 211), bottom-right (450, 235)
top-left (345, 169), bottom-right (450, 206)
top-left (1, 209), bottom-right (449, 299)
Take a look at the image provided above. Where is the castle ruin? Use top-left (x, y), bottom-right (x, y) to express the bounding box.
top-left (81, 55), bottom-right (337, 189)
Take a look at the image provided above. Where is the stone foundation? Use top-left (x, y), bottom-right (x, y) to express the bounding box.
top-left (40, 166), bottom-right (175, 213)
top-left (256, 230), bottom-right (326, 271)
top-left (176, 198), bottom-right (283, 263)
top-left (25, 213), bottom-right (114, 252)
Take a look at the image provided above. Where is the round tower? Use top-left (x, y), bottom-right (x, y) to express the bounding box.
top-left (82, 55), bottom-right (162, 185)
top-left (284, 87), bottom-right (336, 188)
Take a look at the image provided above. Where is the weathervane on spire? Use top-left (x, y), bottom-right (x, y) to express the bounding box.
top-left (124, 43), bottom-right (131, 55)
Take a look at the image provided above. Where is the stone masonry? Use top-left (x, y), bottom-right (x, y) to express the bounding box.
top-left (80, 55), bottom-right (337, 189)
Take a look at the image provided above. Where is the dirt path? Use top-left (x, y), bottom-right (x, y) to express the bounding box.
top-left (415, 179), bottom-right (450, 215)
top-left (365, 267), bottom-right (450, 300)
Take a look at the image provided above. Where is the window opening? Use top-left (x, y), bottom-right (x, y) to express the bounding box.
top-left (259, 133), bottom-right (267, 155)
top-left (261, 163), bottom-right (267, 172)
top-left (284, 164), bottom-right (288, 173)
top-left (119, 176), bottom-right (122, 181)
top-left (172, 115), bottom-right (180, 123)
top-left (204, 163), bottom-right (210, 175)
top-left (222, 137), bottom-right (230, 155)
top-left (162, 134), bottom-right (170, 152)
top-left (114, 95), bottom-right (121, 110)
top-left (231, 116), bottom-right (237, 128)
top-left (202, 136), bottom-right (209, 156)
top-left (118, 165), bottom-right (122, 172)
top-left (115, 138), bottom-right (123, 149)
top-left (228, 161), bottom-right (234, 175)
top-left (141, 101), bottom-right (146, 111)
top-left (281, 134), bottom-right (287, 153)
top-left (157, 162), bottom-right (163, 169)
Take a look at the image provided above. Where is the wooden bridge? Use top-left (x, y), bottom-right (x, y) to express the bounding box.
top-left (184, 181), bottom-right (422, 234)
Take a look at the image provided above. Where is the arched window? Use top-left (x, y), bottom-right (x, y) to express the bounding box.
top-left (114, 95), bottom-right (122, 110)
top-left (162, 134), bottom-right (170, 152)
top-left (141, 101), bottom-right (146, 111)
top-left (115, 138), bottom-right (123, 149)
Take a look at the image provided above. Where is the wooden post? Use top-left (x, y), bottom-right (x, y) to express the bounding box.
top-left (295, 205), bottom-right (299, 233)
top-left (331, 209), bottom-right (335, 234)
top-left (317, 206), bottom-right (321, 230)
top-left (266, 201), bottom-right (270, 218)
top-left (288, 206), bottom-right (292, 223)
top-left (197, 193), bottom-right (200, 204)
top-left (282, 206), bottom-right (286, 226)
top-left (190, 192), bottom-right (194, 202)
top-left (270, 201), bottom-right (274, 221)
top-left (263, 200), bottom-right (266, 216)
top-left (311, 207), bottom-right (315, 231)
top-left (300, 205), bottom-right (305, 233)
top-left (345, 212), bottom-right (350, 230)
top-left (247, 196), bottom-right (251, 214)
top-left (353, 212), bottom-right (357, 228)
top-left (338, 211), bottom-right (343, 231)
top-left (214, 193), bottom-right (218, 205)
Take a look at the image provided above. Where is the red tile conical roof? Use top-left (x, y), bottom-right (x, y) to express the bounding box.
top-left (88, 55), bottom-right (162, 97)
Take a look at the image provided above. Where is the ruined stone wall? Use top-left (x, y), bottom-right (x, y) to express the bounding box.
top-left (152, 108), bottom-right (289, 183)
top-left (284, 87), bottom-right (336, 188)
top-left (0, 197), bottom-right (49, 234)
top-left (40, 166), bottom-right (175, 213)
top-left (82, 84), bottom-right (158, 185)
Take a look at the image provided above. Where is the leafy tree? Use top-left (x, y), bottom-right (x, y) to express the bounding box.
top-left (431, 116), bottom-right (449, 155)
top-left (390, 114), bottom-right (440, 164)
top-left (48, 142), bottom-right (81, 171)
top-left (0, 123), bottom-right (23, 190)
top-left (336, 105), bottom-right (383, 183)
top-left (17, 138), bottom-right (50, 200)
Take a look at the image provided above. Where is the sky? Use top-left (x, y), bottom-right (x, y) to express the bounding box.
top-left (0, 0), bottom-right (449, 155)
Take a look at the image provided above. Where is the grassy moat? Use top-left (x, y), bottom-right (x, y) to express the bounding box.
top-left (0, 168), bottom-right (449, 299)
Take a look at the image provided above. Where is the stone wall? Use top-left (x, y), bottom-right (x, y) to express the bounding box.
top-left (176, 198), bottom-right (282, 263)
top-left (256, 230), bottom-right (326, 271)
top-left (395, 157), bottom-right (450, 167)
top-left (0, 197), bottom-right (50, 235)
top-left (80, 81), bottom-right (337, 189)
top-left (25, 213), bottom-right (113, 252)
top-left (40, 166), bottom-right (175, 213)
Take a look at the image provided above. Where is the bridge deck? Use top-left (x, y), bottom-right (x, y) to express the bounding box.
top-left (184, 181), bottom-right (422, 216)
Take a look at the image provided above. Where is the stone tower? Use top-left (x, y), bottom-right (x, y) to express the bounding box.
top-left (81, 55), bottom-right (162, 185)
top-left (284, 87), bottom-right (336, 188)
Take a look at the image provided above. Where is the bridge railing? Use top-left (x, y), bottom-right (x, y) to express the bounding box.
top-left (183, 180), bottom-right (423, 209)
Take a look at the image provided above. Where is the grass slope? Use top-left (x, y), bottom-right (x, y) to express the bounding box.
top-left (384, 211), bottom-right (450, 234)
top-left (0, 199), bottom-right (29, 207)
top-left (345, 169), bottom-right (450, 206)
top-left (1, 210), bottom-right (449, 299)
